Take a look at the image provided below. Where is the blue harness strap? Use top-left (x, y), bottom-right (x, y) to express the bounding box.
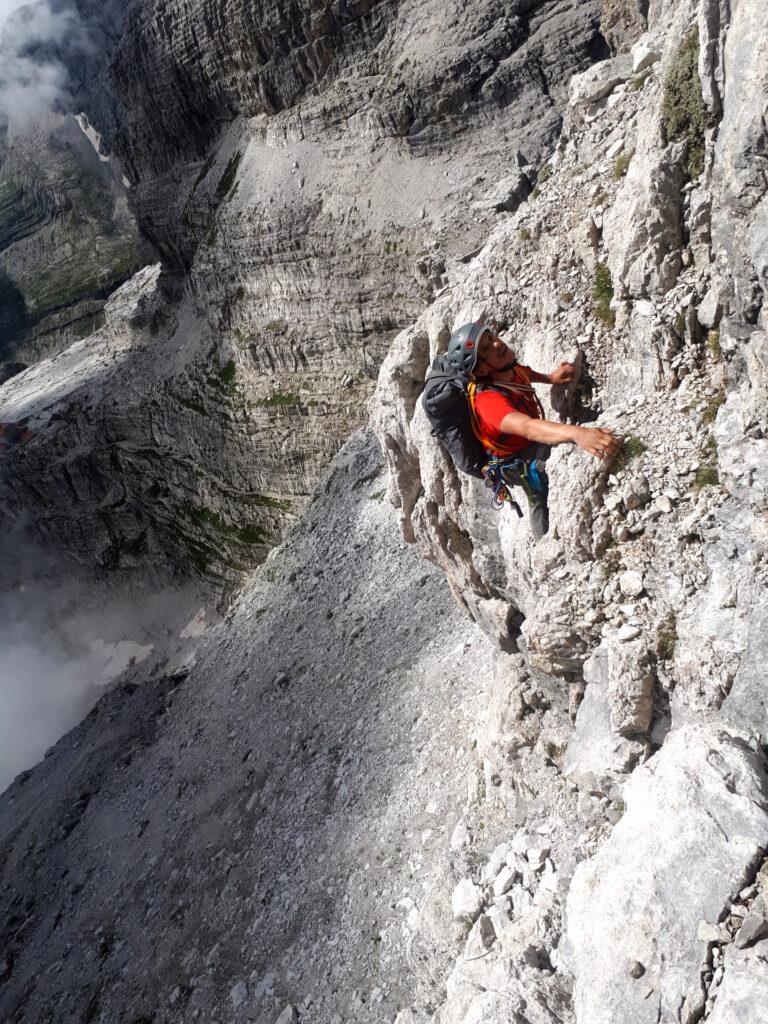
top-left (481, 452), bottom-right (545, 514)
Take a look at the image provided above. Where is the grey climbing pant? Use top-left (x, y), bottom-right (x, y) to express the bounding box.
top-left (502, 443), bottom-right (551, 541)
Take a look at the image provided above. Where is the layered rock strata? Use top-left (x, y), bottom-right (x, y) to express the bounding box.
top-left (0, 1), bottom-right (146, 361)
top-left (373, 0), bottom-right (768, 1018)
top-left (1, 0), bottom-right (606, 583)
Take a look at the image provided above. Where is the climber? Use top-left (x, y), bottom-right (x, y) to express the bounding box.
top-left (446, 322), bottom-right (621, 539)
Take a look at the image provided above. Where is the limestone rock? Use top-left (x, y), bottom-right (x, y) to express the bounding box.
top-left (274, 1007), bottom-right (298, 1024)
top-left (711, 1), bottom-right (768, 327)
top-left (567, 725), bottom-right (768, 1024)
top-left (631, 41), bottom-right (660, 75)
top-left (601, 0), bottom-right (648, 54)
top-left (606, 639), bottom-right (655, 736)
top-left (452, 880), bottom-right (484, 922)
top-left (697, 289), bottom-right (722, 329)
top-left (734, 898), bottom-right (768, 950)
top-left (618, 570), bottom-right (644, 598)
top-left (707, 944), bottom-right (768, 1024)
top-left (569, 55), bottom-right (634, 107)
top-left (564, 644), bottom-right (649, 794)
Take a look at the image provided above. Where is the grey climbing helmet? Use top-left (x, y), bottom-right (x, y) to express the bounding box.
top-left (446, 322), bottom-right (492, 376)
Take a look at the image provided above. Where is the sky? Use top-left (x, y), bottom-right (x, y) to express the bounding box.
top-left (0, 0), bottom-right (30, 33)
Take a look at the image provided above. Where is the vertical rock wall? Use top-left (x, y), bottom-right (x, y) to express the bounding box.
top-left (0, 0), bottom-right (606, 585)
top-left (373, 0), bottom-right (768, 1018)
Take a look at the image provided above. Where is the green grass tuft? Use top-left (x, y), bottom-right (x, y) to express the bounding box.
top-left (702, 391), bottom-right (725, 424)
top-left (656, 612), bottom-right (678, 661)
top-left (253, 391), bottom-right (300, 408)
top-left (694, 463), bottom-right (719, 488)
top-left (662, 27), bottom-right (708, 180)
top-left (265, 318), bottom-right (288, 334)
top-left (593, 263), bottom-right (615, 328)
top-left (613, 151), bottom-right (633, 179)
top-left (612, 434), bottom-right (648, 474)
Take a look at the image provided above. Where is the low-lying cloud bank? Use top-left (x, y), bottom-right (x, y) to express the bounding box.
top-left (0, 1), bottom-right (91, 130)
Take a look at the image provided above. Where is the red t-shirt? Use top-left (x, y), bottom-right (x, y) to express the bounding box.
top-left (472, 366), bottom-right (542, 457)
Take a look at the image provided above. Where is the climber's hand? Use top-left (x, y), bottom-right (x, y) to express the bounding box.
top-left (549, 362), bottom-right (577, 385)
top-left (573, 426), bottom-right (622, 461)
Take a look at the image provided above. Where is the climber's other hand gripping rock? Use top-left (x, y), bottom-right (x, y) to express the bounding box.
top-left (572, 426), bottom-right (622, 462)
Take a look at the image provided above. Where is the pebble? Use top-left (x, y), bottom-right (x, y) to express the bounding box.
top-left (619, 570), bottom-right (645, 598)
top-left (617, 624), bottom-right (641, 642)
top-left (628, 960), bottom-right (645, 978)
top-left (230, 981), bottom-right (248, 1009)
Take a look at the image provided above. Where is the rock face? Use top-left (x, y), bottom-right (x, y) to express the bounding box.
top-left (0, 1), bottom-right (147, 361)
top-left (0, 266), bottom-right (306, 582)
top-left (566, 725), bottom-right (768, 1024)
top-left (0, 433), bottom-right (503, 1024)
top-left (3, 0), bottom-right (768, 1023)
top-left (1, 0), bottom-right (606, 585)
top-left (370, 0), bottom-right (768, 1017)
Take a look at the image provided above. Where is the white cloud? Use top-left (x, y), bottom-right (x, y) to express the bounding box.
top-left (0, 1), bottom-right (89, 129)
top-left (0, 1), bottom-right (31, 32)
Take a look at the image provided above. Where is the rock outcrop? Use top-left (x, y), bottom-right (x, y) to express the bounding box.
top-left (372, 0), bottom-right (768, 1018)
top-left (0, 1), bottom-right (147, 361)
top-left (1, 0), bottom-right (606, 585)
top-left (2, 0), bottom-right (768, 1022)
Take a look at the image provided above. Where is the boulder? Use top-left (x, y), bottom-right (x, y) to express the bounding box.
top-left (452, 880), bottom-right (484, 922)
top-left (707, 942), bottom-right (768, 1024)
top-left (601, 0), bottom-right (647, 54)
top-left (563, 644), bottom-right (649, 794)
top-left (569, 54), bottom-right (633, 107)
top-left (567, 725), bottom-right (768, 1024)
top-left (631, 41), bottom-right (660, 74)
top-left (697, 289), bottom-right (721, 329)
top-left (606, 639), bottom-right (656, 736)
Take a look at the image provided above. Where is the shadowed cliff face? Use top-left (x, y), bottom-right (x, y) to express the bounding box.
top-left (3, 3), bottom-right (768, 1024)
top-left (0, 0), bottom-right (147, 362)
top-left (0, 0), bottom-right (606, 587)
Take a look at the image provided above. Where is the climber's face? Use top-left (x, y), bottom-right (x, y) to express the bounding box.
top-left (474, 332), bottom-right (515, 376)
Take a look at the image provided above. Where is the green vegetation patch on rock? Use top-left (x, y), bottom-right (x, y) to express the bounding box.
top-left (593, 262), bottom-right (615, 328)
top-left (253, 391), bottom-right (300, 408)
top-left (656, 612), bottom-right (678, 661)
top-left (612, 434), bottom-right (648, 474)
top-left (662, 27), bottom-right (709, 180)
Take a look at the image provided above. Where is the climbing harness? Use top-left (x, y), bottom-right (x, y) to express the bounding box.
top-left (481, 453), bottom-right (546, 515)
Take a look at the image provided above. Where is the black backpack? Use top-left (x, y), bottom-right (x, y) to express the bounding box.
top-left (420, 354), bottom-right (488, 478)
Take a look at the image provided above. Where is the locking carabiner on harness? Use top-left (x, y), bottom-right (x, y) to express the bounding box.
top-left (481, 456), bottom-right (524, 516)
top-left (482, 453), bottom-right (546, 515)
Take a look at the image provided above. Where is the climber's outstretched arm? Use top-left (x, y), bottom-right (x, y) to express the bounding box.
top-left (498, 409), bottom-right (621, 461)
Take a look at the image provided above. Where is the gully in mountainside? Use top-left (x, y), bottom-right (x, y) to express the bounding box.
top-left (423, 321), bottom-right (622, 539)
